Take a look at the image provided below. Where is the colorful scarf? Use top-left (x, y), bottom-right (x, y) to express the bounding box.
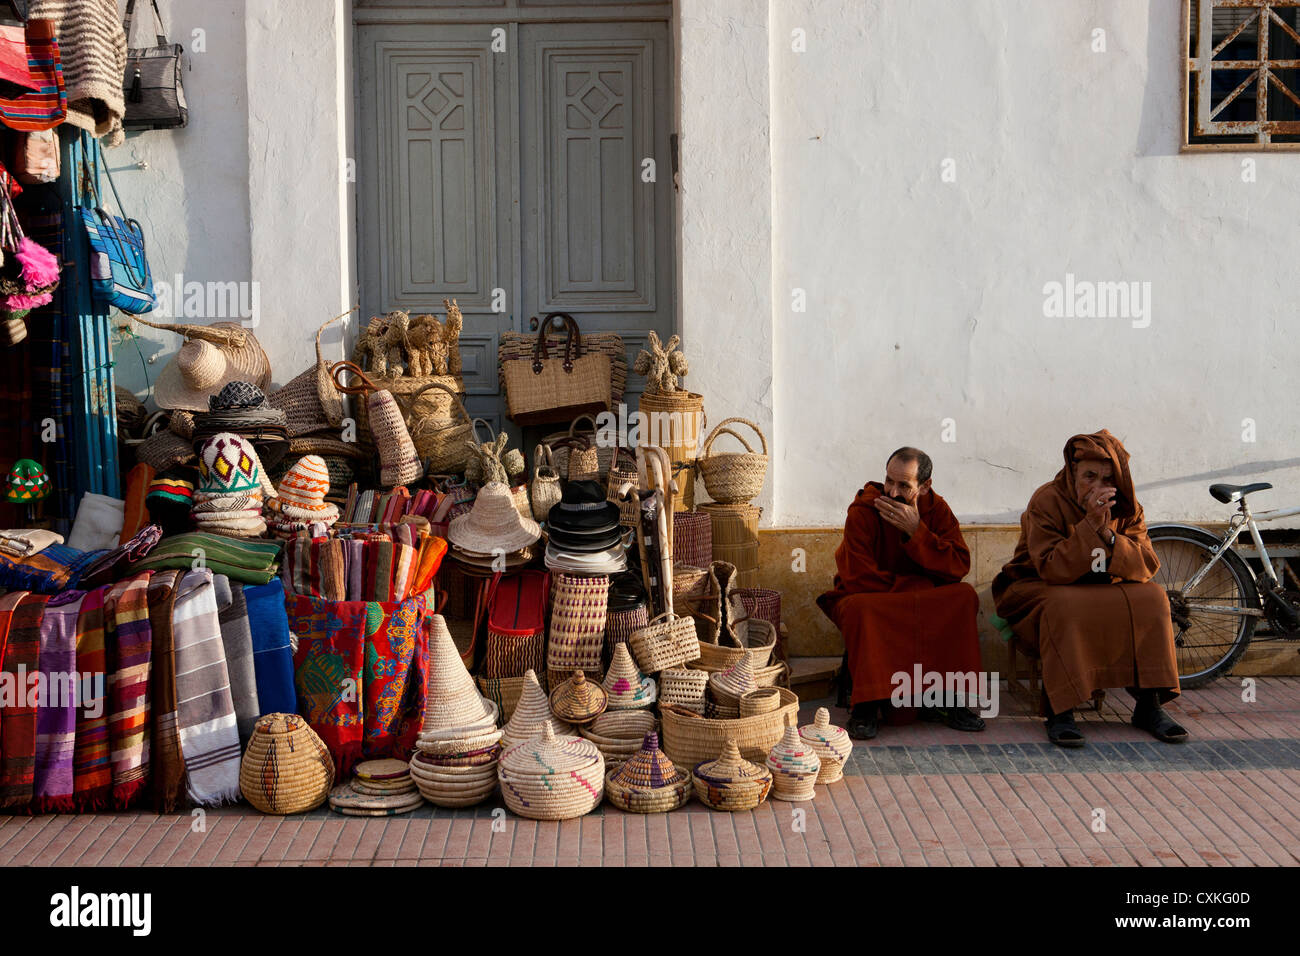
top-left (246, 578), bottom-right (295, 715)
top-left (0, 591), bottom-right (40, 808)
top-left (173, 570), bottom-right (242, 806)
top-left (411, 535), bottom-right (448, 596)
top-left (72, 586), bottom-right (112, 810)
top-left (362, 594), bottom-right (428, 760)
top-left (147, 569), bottom-right (186, 813)
top-left (345, 538), bottom-right (364, 600)
top-left (133, 532), bottom-right (283, 584)
top-left (33, 590), bottom-right (85, 812)
top-left (104, 572), bottom-right (153, 808)
top-left (282, 537), bottom-right (346, 600)
top-left (213, 574), bottom-right (259, 742)
top-left (78, 524), bottom-right (164, 589)
top-left (0, 543), bottom-right (107, 593)
top-left (290, 595), bottom-right (366, 777)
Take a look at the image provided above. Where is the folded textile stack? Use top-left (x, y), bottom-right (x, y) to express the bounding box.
top-left (447, 481), bottom-right (542, 574)
top-left (192, 433), bottom-right (271, 537)
top-left (265, 455), bottom-right (340, 539)
top-left (544, 480), bottom-right (627, 574)
top-left (328, 758), bottom-right (421, 816)
top-left (192, 382), bottom-right (289, 468)
top-left (0, 528), bottom-right (62, 558)
top-left (408, 613), bottom-right (502, 808)
top-left (0, 542), bottom-right (106, 592)
top-left (133, 532), bottom-right (283, 584)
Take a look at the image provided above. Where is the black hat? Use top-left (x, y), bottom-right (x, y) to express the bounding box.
top-left (547, 479), bottom-right (621, 531)
top-left (546, 525), bottom-right (627, 553)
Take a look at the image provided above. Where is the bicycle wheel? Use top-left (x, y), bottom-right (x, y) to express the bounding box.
top-left (1149, 524), bottom-right (1260, 688)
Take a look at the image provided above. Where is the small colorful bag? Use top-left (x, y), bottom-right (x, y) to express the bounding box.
top-left (79, 137), bottom-right (154, 314)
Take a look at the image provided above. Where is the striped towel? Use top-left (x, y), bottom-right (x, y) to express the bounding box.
top-left (0, 591), bottom-right (42, 808)
top-left (34, 590), bottom-right (85, 813)
top-left (147, 569), bottom-right (187, 813)
top-left (213, 574), bottom-right (259, 743)
top-left (72, 586), bottom-right (113, 811)
top-left (173, 570), bottom-right (242, 806)
top-left (104, 572), bottom-right (153, 808)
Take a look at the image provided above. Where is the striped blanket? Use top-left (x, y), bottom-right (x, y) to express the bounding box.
top-left (173, 570), bottom-right (242, 806)
top-left (0, 543), bottom-right (107, 593)
top-left (0, 592), bottom-right (42, 808)
top-left (33, 590), bottom-right (85, 813)
top-left (72, 586), bottom-right (113, 810)
top-left (134, 533), bottom-right (283, 585)
top-left (105, 572), bottom-right (153, 807)
top-left (147, 570), bottom-right (186, 813)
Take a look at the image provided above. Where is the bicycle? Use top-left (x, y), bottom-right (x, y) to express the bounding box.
top-left (1148, 482), bottom-right (1300, 687)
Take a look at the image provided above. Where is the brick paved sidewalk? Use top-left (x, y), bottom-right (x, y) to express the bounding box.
top-left (2, 677), bottom-right (1298, 867)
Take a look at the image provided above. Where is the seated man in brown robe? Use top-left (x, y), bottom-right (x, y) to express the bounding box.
top-left (992, 429), bottom-right (1186, 747)
top-left (817, 447), bottom-right (986, 739)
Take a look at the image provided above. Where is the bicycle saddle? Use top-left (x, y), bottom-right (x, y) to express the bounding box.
top-left (1209, 482), bottom-right (1272, 503)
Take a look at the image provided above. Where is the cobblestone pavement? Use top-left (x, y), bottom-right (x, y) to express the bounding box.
top-left (3, 677), bottom-right (1298, 866)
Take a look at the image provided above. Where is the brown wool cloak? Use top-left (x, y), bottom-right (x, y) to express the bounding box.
top-left (817, 482), bottom-right (982, 708)
top-left (992, 429), bottom-right (1179, 714)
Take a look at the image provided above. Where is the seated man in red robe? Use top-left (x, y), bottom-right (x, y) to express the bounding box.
top-left (817, 448), bottom-right (985, 739)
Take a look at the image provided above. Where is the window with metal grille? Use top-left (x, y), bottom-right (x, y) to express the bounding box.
top-left (1184, 0), bottom-right (1300, 149)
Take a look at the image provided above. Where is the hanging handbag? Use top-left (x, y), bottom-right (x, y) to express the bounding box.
top-left (0, 7), bottom-right (66, 132)
top-left (529, 443), bottom-right (560, 522)
top-left (121, 0), bottom-right (188, 131)
top-left (502, 312), bottom-right (612, 426)
top-left (78, 136), bottom-right (154, 314)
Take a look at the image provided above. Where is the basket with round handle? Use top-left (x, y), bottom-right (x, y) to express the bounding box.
top-left (697, 417), bottom-right (769, 504)
top-left (396, 380), bottom-right (473, 475)
top-left (545, 412), bottom-right (615, 481)
top-left (530, 443), bottom-right (561, 521)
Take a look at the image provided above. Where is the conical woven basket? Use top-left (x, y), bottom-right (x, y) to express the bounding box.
top-left (799, 707), bottom-right (852, 784)
top-left (766, 723), bottom-right (820, 802)
top-left (501, 669), bottom-right (573, 749)
top-left (604, 732), bottom-right (691, 813)
top-left (498, 724), bottom-right (605, 820)
top-left (239, 713), bottom-right (336, 815)
top-left (420, 613), bottom-right (499, 737)
top-left (549, 670), bottom-right (608, 725)
top-left (601, 643), bottom-right (656, 710)
top-left (691, 739), bottom-right (772, 812)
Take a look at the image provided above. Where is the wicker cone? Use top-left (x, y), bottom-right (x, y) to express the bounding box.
top-left (239, 713), bottom-right (336, 815)
top-left (660, 687), bottom-right (799, 768)
top-left (268, 308), bottom-right (352, 436)
top-left (420, 613), bottom-right (499, 737)
top-left (738, 686), bottom-right (782, 718)
top-left (604, 732), bottom-right (691, 813)
top-left (660, 668), bottom-right (708, 714)
top-left (697, 417), bottom-right (768, 504)
top-left (330, 362), bottom-right (421, 486)
top-left (549, 670), bottom-right (608, 725)
top-left (637, 390), bottom-right (704, 512)
top-left (800, 707), bottom-right (852, 784)
top-left (498, 724), bottom-right (605, 820)
top-left (601, 643), bottom-right (656, 710)
top-left (766, 723), bottom-right (821, 802)
top-left (501, 669), bottom-right (573, 749)
top-left (691, 739), bottom-right (772, 812)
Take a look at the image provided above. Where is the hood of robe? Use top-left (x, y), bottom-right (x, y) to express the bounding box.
top-left (1052, 429), bottom-right (1137, 521)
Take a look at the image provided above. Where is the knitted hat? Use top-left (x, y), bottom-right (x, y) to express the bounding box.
top-left (197, 433), bottom-right (264, 496)
top-left (448, 482), bottom-right (542, 555)
top-left (142, 319), bottom-right (272, 413)
top-left (275, 455), bottom-right (338, 519)
top-left (210, 380), bottom-right (269, 411)
top-left (5, 459), bottom-right (50, 503)
top-left (146, 477), bottom-right (194, 536)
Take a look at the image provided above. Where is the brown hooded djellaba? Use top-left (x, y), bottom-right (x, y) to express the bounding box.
top-left (817, 482), bottom-right (982, 707)
top-left (992, 430), bottom-right (1179, 715)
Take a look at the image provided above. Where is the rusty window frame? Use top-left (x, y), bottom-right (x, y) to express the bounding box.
top-left (1183, 0), bottom-right (1300, 150)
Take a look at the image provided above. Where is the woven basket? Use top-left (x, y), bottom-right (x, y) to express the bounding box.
top-left (660, 668), bottom-right (708, 714)
top-left (547, 573), bottom-right (609, 681)
top-left (628, 612), bottom-right (700, 674)
top-left (549, 670), bottom-right (609, 725)
top-left (690, 620), bottom-right (776, 672)
top-left (766, 724), bottom-right (820, 802)
top-left (691, 739), bottom-right (773, 812)
top-left (269, 308), bottom-right (351, 437)
top-left (699, 503), bottom-right (760, 585)
top-left (398, 381), bottom-right (473, 474)
top-left (638, 390), bottom-right (704, 512)
top-left (500, 328), bottom-right (628, 407)
top-left (330, 362), bottom-right (422, 487)
top-left (239, 713), bottom-right (336, 815)
top-left (498, 724), bottom-right (605, 820)
top-left (752, 661), bottom-right (789, 688)
top-left (603, 732), bottom-right (691, 813)
top-left (607, 448), bottom-right (639, 528)
top-left (545, 414), bottom-right (615, 481)
top-left (800, 707), bottom-right (852, 784)
top-left (530, 444), bottom-right (562, 521)
top-left (739, 686), bottom-right (782, 717)
top-left (671, 510), bottom-right (712, 569)
top-left (697, 417), bottom-right (768, 504)
top-left (659, 687), bottom-right (799, 767)
top-left (734, 587), bottom-right (781, 630)
top-left (603, 602), bottom-right (648, 669)
top-left (580, 709), bottom-right (658, 768)
top-left (672, 562), bottom-right (710, 617)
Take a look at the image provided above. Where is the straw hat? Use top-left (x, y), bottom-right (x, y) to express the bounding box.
top-left (239, 713), bottom-right (336, 815)
top-left (799, 707), bottom-right (852, 784)
top-left (140, 318), bottom-right (271, 412)
top-left (449, 482), bottom-right (542, 555)
top-left (419, 613), bottom-right (499, 738)
top-left (274, 455), bottom-right (339, 522)
top-left (604, 731), bottom-right (691, 813)
top-left (765, 724), bottom-right (821, 802)
top-left (691, 739), bottom-right (772, 812)
top-left (601, 643), bottom-right (656, 711)
top-left (501, 669), bottom-right (573, 749)
top-left (548, 670), bottom-right (608, 725)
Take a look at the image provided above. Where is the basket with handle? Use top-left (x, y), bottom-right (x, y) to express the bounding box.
top-left (502, 312), bottom-right (612, 426)
top-left (545, 412), bottom-right (615, 481)
top-left (628, 611), bottom-right (700, 674)
top-left (697, 417), bottom-right (769, 504)
top-left (637, 389), bottom-right (705, 512)
top-left (329, 360), bottom-right (422, 487)
top-left (268, 306), bottom-right (355, 437)
top-left (396, 380), bottom-right (473, 474)
top-left (529, 443), bottom-right (561, 521)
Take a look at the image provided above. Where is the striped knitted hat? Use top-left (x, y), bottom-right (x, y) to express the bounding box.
top-left (146, 477), bottom-right (194, 536)
top-left (146, 477), bottom-right (194, 505)
top-left (275, 455), bottom-right (338, 519)
top-left (197, 433), bottom-right (263, 496)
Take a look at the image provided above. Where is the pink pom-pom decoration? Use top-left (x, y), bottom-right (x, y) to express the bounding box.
top-left (15, 237), bottom-right (59, 291)
top-left (3, 290), bottom-right (53, 312)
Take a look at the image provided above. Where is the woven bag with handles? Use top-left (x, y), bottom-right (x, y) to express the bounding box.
top-left (396, 380), bottom-right (473, 474)
top-left (530, 443), bottom-right (561, 521)
top-left (268, 306), bottom-right (354, 436)
top-left (697, 417), bottom-right (769, 504)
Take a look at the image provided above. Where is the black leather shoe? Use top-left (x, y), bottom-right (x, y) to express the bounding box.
top-left (1045, 709), bottom-right (1085, 748)
top-left (1132, 702), bottom-right (1188, 743)
top-left (847, 714), bottom-right (878, 740)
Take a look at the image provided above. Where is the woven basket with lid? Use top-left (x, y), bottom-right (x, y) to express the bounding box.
top-left (549, 670), bottom-right (609, 725)
top-left (239, 713), bottom-right (336, 815)
top-left (498, 724), bottom-right (605, 820)
top-left (799, 707), bottom-right (852, 784)
top-left (604, 731), bottom-right (691, 813)
top-left (691, 739), bottom-right (772, 812)
top-left (766, 724), bottom-right (821, 802)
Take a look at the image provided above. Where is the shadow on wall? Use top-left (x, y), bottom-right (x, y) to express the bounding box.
top-left (1137, 0), bottom-right (1184, 158)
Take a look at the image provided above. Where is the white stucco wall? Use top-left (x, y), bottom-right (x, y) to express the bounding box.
top-left (768, 0), bottom-right (1300, 526)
